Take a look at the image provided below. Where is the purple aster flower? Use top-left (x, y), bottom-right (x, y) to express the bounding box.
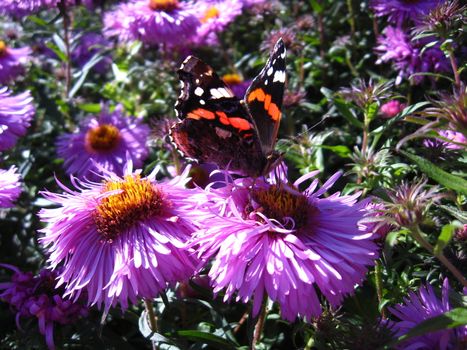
top-left (423, 129), bottom-right (467, 150)
top-left (387, 278), bottom-right (467, 349)
top-left (104, 0), bottom-right (200, 47)
top-left (71, 33), bottom-right (112, 74)
top-left (56, 104), bottom-right (150, 180)
top-left (189, 168), bottom-right (379, 321)
top-left (375, 26), bottom-right (449, 85)
top-left (0, 166), bottom-right (21, 208)
top-left (0, 0), bottom-right (59, 17)
top-left (0, 265), bottom-right (88, 350)
top-left (193, 0), bottom-right (243, 46)
top-left (221, 73), bottom-right (251, 99)
top-left (370, 0), bottom-right (443, 25)
top-left (0, 87), bottom-right (35, 151)
top-left (380, 100), bottom-right (406, 119)
top-left (0, 41), bottom-right (31, 84)
top-left (39, 163), bottom-right (206, 312)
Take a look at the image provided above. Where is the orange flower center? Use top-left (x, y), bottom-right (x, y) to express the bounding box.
top-left (148, 0), bottom-right (179, 11)
top-left (85, 124), bottom-right (121, 152)
top-left (222, 73), bottom-right (243, 85)
top-left (94, 175), bottom-right (167, 241)
top-left (252, 185), bottom-right (309, 229)
top-left (0, 41), bottom-right (7, 56)
top-left (201, 6), bottom-right (220, 23)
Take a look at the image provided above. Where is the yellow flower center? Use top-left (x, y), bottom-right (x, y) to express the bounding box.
top-left (201, 6), bottom-right (220, 23)
top-left (85, 124), bottom-right (121, 152)
top-left (0, 41), bottom-right (7, 56)
top-left (94, 175), bottom-right (167, 241)
top-left (252, 185), bottom-right (309, 229)
top-left (148, 0), bottom-right (179, 11)
top-left (222, 73), bottom-right (243, 85)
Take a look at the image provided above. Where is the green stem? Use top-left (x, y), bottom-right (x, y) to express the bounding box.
top-left (409, 225), bottom-right (467, 287)
top-left (346, 0), bottom-right (356, 39)
top-left (375, 260), bottom-right (386, 319)
top-left (448, 49), bottom-right (461, 88)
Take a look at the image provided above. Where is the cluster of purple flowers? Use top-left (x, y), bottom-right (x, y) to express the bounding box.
top-left (371, 0), bottom-right (449, 85)
top-left (0, 265), bottom-right (89, 350)
top-left (103, 0), bottom-right (259, 47)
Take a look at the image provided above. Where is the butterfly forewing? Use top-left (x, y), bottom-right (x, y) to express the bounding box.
top-left (245, 38), bottom-right (286, 155)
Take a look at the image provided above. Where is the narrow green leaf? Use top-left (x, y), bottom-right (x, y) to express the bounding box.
top-left (77, 103), bottom-right (102, 113)
top-left (434, 222), bottom-right (462, 255)
top-left (400, 151), bottom-right (467, 195)
top-left (334, 97), bottom-right (364, 128)
top-left (371, 102), bottom-right (430, 136)
top-left (393, 308), bottom-right (467, 346)
top-left (176, 330), bottom-right (236, 349)
top-left (440, 205), bottom-right (467, 223)
top-left (320, 144), bottom-right (352, 158)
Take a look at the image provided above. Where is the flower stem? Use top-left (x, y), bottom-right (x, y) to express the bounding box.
top-left (346, 0), bottom-right (356, 39)
top-left (448, 49), bottom-right (461, 88)
top-left (233, 309), bottom-right (249, 334)
top-left (410, 225), bottom-right (467, 287)
top-left (58, 0), bottom-right (71, 98)
top-left (375, 259), bottom-right (386, 319)
top-left (144, 299), bottom-right (159, 350)
top-left (252, 300), bottom-right (267, 349)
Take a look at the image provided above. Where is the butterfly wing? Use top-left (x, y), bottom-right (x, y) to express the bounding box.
top-left (171, 56), bottom-right (267, 177)
top-left (245, 38), bottom-right (286, 155)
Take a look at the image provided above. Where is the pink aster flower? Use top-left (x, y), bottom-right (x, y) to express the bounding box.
top-left (0, 41), bottom-right (31, 84)
top-left (380, 100), bottom-right (406, 118)
top-left (0, 87), bottom-right (35, 151)
top-left (387, 278), bottom-right (467, 349)
top-left (39, 163), bottom-right (206, 312)
top-left (375, 26), bottom-right (449, 85)
top-left (370, 0), bottom-right (443, 25)
top-left (0, 166), bottom-right (22, 208)
top-left (0, 265), bottom-right (89, 350)
top-left (56, 104), bottom-right (150, 180)
top-left (423, 129), bottom-right (467, 150)
top-left (104, 0), bottom-right (200, 47)
top-left (193, 0), bottom-right (243, 46)
top-left (190, 169), bottom-right (379, 321)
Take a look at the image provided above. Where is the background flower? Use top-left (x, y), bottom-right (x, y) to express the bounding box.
top-left (0, 87), bottom-right (35, 151)
top-left (104, 0), bottom-right (200, 46)
top-left (370, 0), bottom-right (442, 24)
top-left (56, 104), bottom-right (150, 180)
top-left (387, 278), bottom-right (467, 349)
top-left (190, 170), bottom-right (379, 321)
top-left (71, 32), bottom-right (112, 74)
top-left (0, 41), bottom-right (31, 84)
top-left (0, 265), bottom-right (89, 350)
top-left (0, 166), bottom-right (22, 208)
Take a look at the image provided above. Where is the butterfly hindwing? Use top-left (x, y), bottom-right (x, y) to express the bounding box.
top-left (245, 38), bottom-right (286, 155)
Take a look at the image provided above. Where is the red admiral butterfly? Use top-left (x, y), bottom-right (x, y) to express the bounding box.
top-left (170, 38), bottom-right (286, 177)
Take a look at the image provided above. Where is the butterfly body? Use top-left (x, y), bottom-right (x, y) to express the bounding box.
top-left (170, 39), bottom-right (286, 177)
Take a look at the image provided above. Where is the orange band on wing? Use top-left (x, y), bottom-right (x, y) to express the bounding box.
top-left (247, 88), bottom-right (281, 121)
top-left (188, 108), bottom-right (216, 120)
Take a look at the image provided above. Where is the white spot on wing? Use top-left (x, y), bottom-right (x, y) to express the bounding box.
top-left (194, 87), bottom-right (204, 96)
top-left (267, 67), bottom-right (273, 76)
top-left (200, 99), bottom-right (205, 105)
top-left (273, 70), bottom-right (285, 83)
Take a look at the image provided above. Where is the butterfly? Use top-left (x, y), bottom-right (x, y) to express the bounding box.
top-left (169, 38), bottom-right (286, 177)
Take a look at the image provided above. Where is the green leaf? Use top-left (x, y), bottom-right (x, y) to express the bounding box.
top-left (176, 330), bottom-right (237, 350)
top-left (440, 205), bottom-right (467, 223)
top-left (77, 103), bottom-right (102, 113)
top-left (320, 144), bottom-right (352, 158)
top-left (434, 222), bottom-right (462, 255)
top-left (309, 0), bottom-right (323, 14)
top-left (393, 308), bottom-right (467, 346)
top-left (365, 102), bottom-right (379, 123)
top-left (400, 151), bottom-right (467, 195)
